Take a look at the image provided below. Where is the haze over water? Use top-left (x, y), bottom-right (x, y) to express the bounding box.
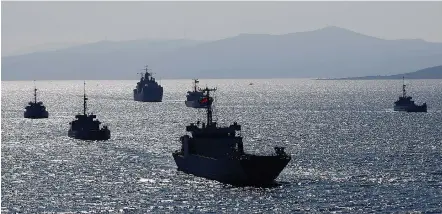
top-left (1, 79), bottom-right (442, 213)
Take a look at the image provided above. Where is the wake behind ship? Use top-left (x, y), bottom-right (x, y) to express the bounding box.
top-left (133, 65), bottom-right (163, 102)
top-left (173, 87), bottom-right (291, 186)
top-left (394, 77), bottom-right (427, 112)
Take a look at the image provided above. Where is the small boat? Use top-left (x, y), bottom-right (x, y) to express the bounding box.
top-left (24, 81), bottom-right (49, 119)
top-left (184, 79), bottom-right (211, 108)
top-left (68, 81), bottom-right (111, 141)
top-left (394, 77), bottom-right (427, 112)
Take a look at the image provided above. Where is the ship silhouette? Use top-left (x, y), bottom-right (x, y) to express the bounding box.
top-left (185, 79), bottom-right (210, 108)
top-left (394, 77), bottom-right (427, 112)
top-left (24, 81), bottom-right (49, 119)
top-left (68, 81), bottom-right (111, 141)
top-left (133, 65), bottom-right (163, 102)
top-left (173, 87), bottom-right (291, 186)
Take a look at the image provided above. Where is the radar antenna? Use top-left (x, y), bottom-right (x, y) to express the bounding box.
top-left (200, 86), bottom-right (217, 125)
top-left (140, 65), bottom-right (153, 80)
top-left (142, 65), bottom-right (151, 75)
top-left (143, 65), bottom-right (150, 72)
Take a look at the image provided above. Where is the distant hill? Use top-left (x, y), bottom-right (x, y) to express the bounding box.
top-left (1, 39), bottom-right (204, 80)
top-left (2, 26), bottom-right (442, 80)
top-left (2, 41), bottom-right (86, 57)
top-left (337, 65), bottom-right (442, 80)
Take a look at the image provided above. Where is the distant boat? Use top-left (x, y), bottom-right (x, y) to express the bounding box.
top-left (184, 79), bottom-right (210, 108)
top-left (249, 82), bottom-right (254, 85)
top-left (394, 77), bottom-right (427, 112)
top-left (133, 65), bottom-right (163, 102)
top-left (24, 81), bottom-right (49, 119)
top-left (68, 81), bottom-right (111, 141)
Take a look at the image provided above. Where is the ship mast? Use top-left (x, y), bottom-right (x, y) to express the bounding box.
top-left (143, 65), bottom-right (151, 80)
top-left (33, 80), bottom-right (37, 103)
top-left (201, 87), bottom-right (217, 125)
top-left (83, 81), bottom-right (88, 115)
top-left (402, 76), bottom-right (407, 98)
top-left (193, 79), bottom-right (199, 92)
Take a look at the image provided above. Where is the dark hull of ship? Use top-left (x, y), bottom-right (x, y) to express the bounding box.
top-left (68, 129), bottom-right (110, 141)
top-left (172, 152), bottom-right (291, 186)
top-left (184, 100), bottom-right (209, 108)
top-left (24, 110), bottom-right (49, 119)
top-left (133, 90), bottom-right (163, 102)
top-left (394, 105), bottom-right (427, 112)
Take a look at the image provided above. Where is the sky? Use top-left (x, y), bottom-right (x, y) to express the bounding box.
top-left (2, 1), bottom-right (442, 56)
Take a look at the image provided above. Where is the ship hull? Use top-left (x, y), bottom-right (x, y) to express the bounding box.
top-left (185, 100), bottom-right (208, 108)
top-left (133, 89), bottom-right (163, 102)
top-left (24, 111), bottom-right (49, 119)
top-left (68, 129), bottom-right (110, 141)
top-left (172, 153), bottom-right (291, 186)
top-left (394, 105), bottom-right (427, 112)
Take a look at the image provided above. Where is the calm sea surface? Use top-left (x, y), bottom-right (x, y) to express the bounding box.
top-left (1, 79), bottom-right (442, 213)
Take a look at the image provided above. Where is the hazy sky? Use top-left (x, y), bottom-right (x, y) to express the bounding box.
top-left (2, 1), bottom-right (442, 55)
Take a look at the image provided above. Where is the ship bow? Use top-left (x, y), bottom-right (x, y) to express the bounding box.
top-left (240, 155), bottom-right (291, 185)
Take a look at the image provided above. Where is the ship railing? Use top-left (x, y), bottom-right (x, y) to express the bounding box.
top-left (274, 147), bottom-right (288, 157)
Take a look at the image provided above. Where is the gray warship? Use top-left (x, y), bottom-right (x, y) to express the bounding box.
top-left (185, 79), bottom-right (208, 108)
top-left (68, 82), bottom-right (110, 141)
top-left (173, 87), bottom-right (291, 186)
top-left (394, 77), bottom-right (427, 112)
top-left (133, 65), bottom-right (163, 102)
top-left (24, 81), bottom-right (49, 119)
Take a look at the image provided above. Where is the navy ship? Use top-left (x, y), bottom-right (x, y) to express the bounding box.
top-left (68, 81), bottom-right (111, 141)
top-left (24, 81), bottom-right (49, 119)
top-left (133, 65), bottom-right (163, 102)
top-left (184, 79), bottom-right (209, 108)
top-left (173, 87), bottom-right (291, 186)
top-left (394, 77), bottom-right (427, 112)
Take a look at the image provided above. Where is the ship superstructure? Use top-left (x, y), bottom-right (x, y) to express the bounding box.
top-left (394, 77), bottom-right (427, 112)
top-left (133, 65), bottom-right (163, 102)
top-left (173, 87), bottom-right (291, 185)
top-left (184, 79), bottom-right (209, 108)
top-left (24, 81), bottom-right (49, 119)
top-left (68, 81), bottom-right (111, 141)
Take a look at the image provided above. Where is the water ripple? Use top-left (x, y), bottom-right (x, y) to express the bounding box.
top-left (2, 79), bottom-right (442, 213)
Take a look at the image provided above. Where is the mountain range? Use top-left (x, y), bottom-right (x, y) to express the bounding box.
top-left (336, 65), bottom-right (442, 80)
top-left (2, 26), bottom-right (442, 80)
